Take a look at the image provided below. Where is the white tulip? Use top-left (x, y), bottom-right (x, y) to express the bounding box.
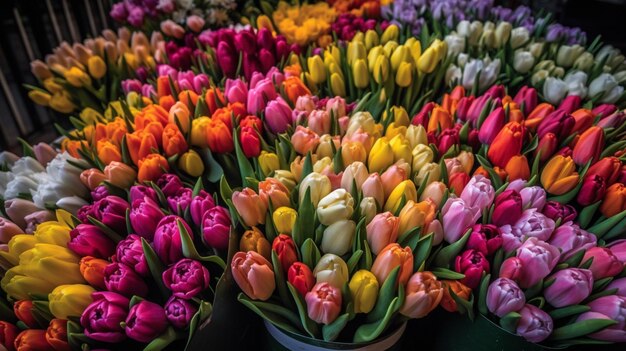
top-left (0, 172), bottom-right (15, 196)
top-left (529, 42), bottom-right (545, 58)
top-left (0, 152), bottom-right (19, 167)
top-left (321, 219), bottom-right (356, 256)
top-left (543, 77), bottom-right (568, 105)
top-left (445, 34), bottom-right (465, 57)
top-left (573, 52), bottom-right (594, 71)
top-left (564, 71), bottom-right (588, 98)
top-left (56, 196), bottom-right (89, 214)
top-left (589, 73), bottom-right (619, 100)
top-left (316, 189), bottom-right (354, 226)
top-left (510, 27), bottom-right (530, 49)
top-left (4, 176), bottom-right (39, 200)
top-left (11, 157), bottom-right (45, 175)
top-left (446, 65), bottom-right (462, 87)
top-left (531, 69), bottom-right (550, 86)
top-left (556, 45), bottom-right (585, 68)
top-left (513, 51), bottom-right (535, 74)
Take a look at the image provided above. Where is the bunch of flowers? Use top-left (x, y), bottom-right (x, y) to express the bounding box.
top-left (270, 1), bottom-right (337, 47)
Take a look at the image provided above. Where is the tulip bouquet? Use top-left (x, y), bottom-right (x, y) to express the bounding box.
top-left (27, 28), bottom-right (164, 116)
top-left (268, 1), bottom-right (338, 47)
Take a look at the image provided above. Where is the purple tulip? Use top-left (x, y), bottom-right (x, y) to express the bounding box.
top-left (68, 224), bottom-right (116, 259)
top-left (606, 278), bottom-right (626, 297)
top-left (486, 278), bottom-right (526, 317)
top-left (156, 174), bottom-right (183, 197)
top-left (506, 179), bottom-right (527, 193)
top-left (542, 201), bottom-right (577, 223)
top-left (116, 234), bottom-right (150, 277)
top-left (247, 78), bottom-right (277, 115)
top-left (544, 268), bottom-right (593, 307)
top-left (216, 41), bottom-right (237, 78)
top-left (460, 175), bottom-right (495, 220)
top-left (454, 249), bottom-right (490, 289)
top-left (264, 97), bottom-right (292, 134)
top-left (91, 185), bottom-right (110, 202)
top-left (129, 185), bottom-right (157, 204)
top-left (225, 79), bottom-right (248, 104)
top-left (24, 210), bottom-right (55, 234)
top-left (580, 295), bottom-right (626, 342)
top-left (162, 259), bottom-right (210, 299)
top-left (608, 240), bottom-right (626, 263)
top-left (516, 238), bottom-right (560, 288)
top-left (165, 297), bottom-right (198, 329)
top-left (167, 188), bottom-right (192, 217)
top-left (80, 292), bottom-right (129, 342)
top-left (125, 300), bottom-right (169, 343)
top-left (104, 262), bottom-right (148, 298)
top-left (520, 186), bottom-right (546, 211)
top-left (76, 204), bottom-right (94, 224)
top-left (202, 206), bottom-right (231, 250)
top-left (466, 94), bottom-right (493, 127)
top-left (466, 224), bottom-right (502, 256)
top-left (190, 190), bottom-right (216, 226)
top-left (501, 209), bottom-right (555, 251)
top-left (582, 247), bottom-right (624, 280)
top-left (442, 197), bottom-right (476, 244)
top-left (130, 197), bottom-right (164, 241)
top-left (548, 222), bottom-right (596, 261)
top-left (109, 3), bottom-right (128, 22)
top-left (492, 190), bottom-right (523, 227)
top-left (122, 79), bottom-right (142, 94)
top-left (537, 110), bottom-right (575, 140)
top-left (154, 215), bottom-right (192, 265)
top-left (92, 196), bottom-right (130, 234)
top-left (479, 107), bottom-right (505, 144)
top-left (516, 304), bottom-right (553, 343)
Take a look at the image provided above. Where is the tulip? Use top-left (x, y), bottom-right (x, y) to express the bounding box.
top-left (239, 227), bottom-right (271, 260)
top-left (231, 250), bottom-right (275, 300)
top-left (312, 254), bottom-right (349, 289)
top-left (14, 330), bottom-right (51, 351)
top-left (103, 162), bottom-right (136, 189)
top-left (361, 174), bottom-right (385, 209)
top-left (454, 249), bottom-right (490, 289)
top-left (129, 197), bottom-right (164, 241)
top-left (577, 175), bottom-right (607, 206)
top-left (340, 162), bottom-right (369, 194)
top-left (381, 164), bottom-right (408, 200)
top-left (460, 175), bottom-right (495, 219)
top-left (80, 169), bottom-right (106, 191)
top-left (14, 300), bottom-right (37, 328)
top-left (125, 300), bottom-right (168, 343)
top-left (601, 183), bottom-right (626, 217)
top-left (116, 234), bottom-right (149, 277)
top-left (371, 243), bottom-right (413, 286)
top-left (205, 119), bottom-right (234, 154)
top-left (321, 219), bottom-right (356, 257)
top-left (163, 258), bottom-right (210, 299)
top-left (419, 181), bottom-right (447, 207)
top-left (487, 122), bottom-right (525, 168)
top-left (363, 211), bottom-right (402, 255)
top-left (486, 278), bottom-right (525, 318)
top-left (504, 155), bottom-right (530, 181)
top-left (516, 304), bottom-right (553, 343)
top-left (440, 280), bottom-right (472, 312)
top-left (0, 321), bottom-right (17, 351)
top-left (0, 218), bottom-right (22, 244)
top-left (104, 262), bottom-right (148, 298)
top-left (516, 238), bottom-right (560, 288)
top-left (582, 247), bottom-right (623, 280)
top-left (48, 284), bottom-right (95, 320)
top-left (299, 172), bottom-right (332, 208)
top-left (400, 271), bottom-right (443, 319)
top-left (269, 235), bottom-right (297, 274)
top-left (577, 295), bottom-right (626, 342)
top-left (492, 190), bottom-right (523, 227)
top-left (5, 199), bottom-right (39, 230)
top-left (232, 188), bottom-right (267, 227)
top-left (154, 215), bottom-right (192, 265)
top-left (137, 154), bottom-right (169, 183)
top-left (316, 189), bottom-right (354, 226)
top-left (129, 185), bottom-right (157, 204)
top-left (572, 126), bottom-right (604, 166)
top-left (79, 256), bottom-right (108, 290)
top-left (479, 107), bottom-right (505, 144)
top-left (164, 297), bottom-right (197, 330)
top-left (519, 186), bottom-right (546, 212)
top-left (349, 270), bottom-right (379, 314)
top-left (542, 201), bottom-right (577, 223)
top-left (45, 318), bottom-right (69, 351)
top-left (265, 98), bottom-right (293, 134)
top-left (588, 157), bottom-right (621, 185)
top-left (441, 198), bottom-right (476, 244)
top-left (466, 224), bottom-right (502, 256)
top-left (288, 262), bottom-right (315, 297)
top-left (198, 206), bottom-right (229, 251)
top-left (541, 155), bottom-right (579, 195)
top-left (68, 224), bottom-right (116, 259)
top-left (606, 277), bottom-right (626, 297)
top-left (177, 150), bottom-right (204, 177)
top-left (544, 268), bottom-right (593, 307)
top-left (610, 240), bottom-right (626, 263)
top-left (162, 124), bottom-right (188, 157)
top-left (368, 137), bottom-right (394, 174)
top-left (384, 180), bottom-right (417, 214)
top-left (305, 282), bottom-right (342, 325)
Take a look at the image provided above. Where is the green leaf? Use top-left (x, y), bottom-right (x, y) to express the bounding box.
top-left (185, 301), bottom-right (213, 349)
top-left (272, 250), bottom-right (295, 312)
top-left (237, 293), bottom-right (301, 334)
top-left (549, 305), bottom-right (590, 320)
top-left (178, 219), bottom-right (226, 269)
top-left (200, 148), bottom-right (225, 183)
top-left (588, 209), bottom-right (626, 239)
top-left (413, 233), bottom-right (433, 271)
top-left (353, 296), bottom-right (401, 343)
top-left (579, 201), bottom-right (602, 229)
top-left (366, 266), bottom-right (399, 323)
top-left (286, 283), bottom-right (320, 338)
top-left (219, 176), bottom-right (234, 204)
top-left (346, 250), bottom-right (364, 275)
top-left (432, 268), bottom-right (465, 280)
top-left (322, 313), bottom-right (350, 342)
top-left (550, 319), bottom-right (617, 341)
top-left (433, 229), bottom-right (471, 268)
top-left (87, 216), bottom-right (123, 243)
top-left (499, 311), bottom-right (521, 334)
top-left (301, 239), bottom-right (321, 271)
top-left (141, 238), bottom-right (171, 300)
top-left (563, 249), bottom-right (586, 268)
top-left (233, 128), bottom-right (256, 188)
top-left (477, 273), bottom-right (491, 315)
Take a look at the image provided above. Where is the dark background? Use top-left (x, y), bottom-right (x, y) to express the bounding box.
top-left (0, 0), bottom-right (624, 151)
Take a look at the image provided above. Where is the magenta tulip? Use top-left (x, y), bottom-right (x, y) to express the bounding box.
top-left (104, 262), bottom-right (148, 298)
top-left (608, 240), bottom-right (626, 263)
top-left (542, 201), bottom-right (577, 223)
top-left (549, 222), bottom-right (597, 261)
top-left (130, 197), bottom-right (164, 240)
top-left (167, 188), bottom-right (192, 217)
top-left (116, 234), bottom-right (150, 277)
top-left (162, 259), bottom-right (210, 299)
top-left (265, 97), bottom-right (292, 134)
top-left (499, 257), bottom-right (524, 281)
top-left (125, 301), bottom-right (169, 343)
top-left (201, 206), bottom-right (231, 250)
top-left (516, 304), bottom-right (553, 343)
top-left (606, 278), bottom-right (626, 297)
top-left (492, 190), bottom-right (523, 227)
top-left (466, 224), bottom-right (502, 256)
top-left (577, 175), bottom-right (606, 206)
top-left (80, 292), bottom-right (129, 342)
top-left (129, 185), bottom-right (157, 204)
top-left (164, 297), bottom-right (197, 329)
top-left (454, 249), bottom-right (490, 289)
top-left (92, 196), bottom-right (130, 234)
top-left (68, 224), bottom-right (116, 259)
top-left (190, 190), bottom-right (216, 227)
top-left (156, 174), bottom-right (183, 197)
top-left (479, 107), bottom-right (506, 144)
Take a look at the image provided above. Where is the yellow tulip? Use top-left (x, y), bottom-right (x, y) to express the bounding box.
top-left (273, 207), bottom-right (297, 235)
top-left (0, 235), bottom-right (37, 267)
top-left (79, 107), bottom-right (104, 125)
top-left (364, 30), bottom-right (379, 50)
top-left (373, 55), bottom-right (390, 85)
top-left (347, 41), bottom-right (366, 66)
top-left (385, 180), bottom-right (417, 213)
top-left (395, 62), bottom-right (413, 87)
top-left (384, 106), bottom-right (410, 126)
top-left (540, 155), bottom-right (579, 195)
top-left (405, 125), bottom-right (428, 149)
top-left (398, 200), bottom-right (435, 236)
top-left (383, 41), bottom-right (399, 57)
top-left (259, 151), bottom-right (280, 177)
top-left (367, 46), bottom-right (384, 71)
top-left (48, 284), bottom-right (95, 319)
top-left (349, 270), bottom-right (379, 313)
top-left (50, 92), bottom-right (76, 114)
top-left (409, 40), bottom-right (422, 64)
top-left (178, 150), bottom-right (204, 177)
top-left (385, 122), bottom-right (407, 140)
top-left (273, 170), bottom-right (297, 191)
top-left (191, 116), bottom-right (211, 148)
top-left (64, 67), bottom-right (91, 87)
top-left (368, 137), bottom-right (394, 173)
top-left (87, 56), bottom-right (106, 79)
top-left (308, 55), bottom-right (326, 84)
top-left (28, 90), bottom-right (51, 106)
top-left (341, 141), bottom-right (367, 165)
top-left (330, 73), bottom-right (346, 97)
top-left (389, 135), bottom-right (412, 164)
top-left (415, 162), bottom-right (441, 188)
top-left (353, 59), bottom-right (370, 88)
top-left (2, 274), bottom-right (56, 301)
top-left (33, 222), bottom-right (71, 247)
top-left (411, 144), bottom-right (434, 176)
top-left (390, 46), bottom-right (410, 71)
top-left (381, 24), bottom-right (399, 44)
top-left (417, 46), bottom-right (439, 74)
top-left (43, 78), bottom-right (63, 94)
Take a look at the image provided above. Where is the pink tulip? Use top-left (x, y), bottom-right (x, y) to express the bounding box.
top-left (516, 238), bottom-right (560, 288)
top-left (460, 175), bottom-right (495, 220)
top-left (23, 210), bottom-right (54, 234)
top-left (247, 78), bottom-right (277, 114)
top-left (544, 268), bottom-right (593, 308)
top-left (516, 304), bottom-right (553, 343)
top-left (514, 86), bottom-right (537, 115)
top-left (519, 186), bottom-right (547, 211)
top-left (582, 247), bottom-right (624, 280)
top-left (487, 278), bottom-right (525, 317)
top-left (265, 97), bottom-right (292, 134)
top-left (366, 212), bottom-right (400, 255)
top-left (308, 110), bottom-right (331, 136)
top-left (33, 142), bottom-right (57, 166)
top-left (454, 249), bottom-right (490, 289)
top-left (549, 222), bottom-right (597, 261)
top-left (608, 240), bottom-right (626, 263)
top-left (362, 173), bottom-right (385, 208)
top-left (441, 198), bottom-right (476, 244)
top-left (479, 107), bottom-right (505, 144)
top-left (231, 251), bottom-right (275, 300)
top-left (606, 278), bottom-right (626, 297)
top-left (492, 190), bottom-right (523, 227)
top-left (5, 198), bottom-right (39, 229)
top-left (381, 165), bottom-right (408, 200)
top-left (0, 218), bottom-right (22, 243)
top-left (232, 188), bottom-right (267, 227)
top-left (581, 295), bottom-right (626, 342)
top-left (499, 257), bottom-right (524, 281)
top-left (186, 15), bottom-right (205, 32)
top-left (291, 126), bottom-right (320, 155)
top-left (501, 209), bottom-right (555, 251)
top-left (305, 282), bottom-right (342, 325)
top-left (225, 79), bottom-right (248, 104)
top-left (326, 97), bottom-right (347, 118)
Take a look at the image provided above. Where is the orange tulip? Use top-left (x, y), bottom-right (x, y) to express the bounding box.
top-left (505, 155), bottom-right (530, 181)
top-left (162, 124), bottom-right (188, 157)
top-left (493, 166), bottom-right (508, 182)
top-left (0, 321), bottom-right (18, 351)
top-left (473, 166), bottom-right (490, 178)
top-left (141, 121), bottom-right (165, 146)
top-left (178, 89), bottom-right (199, 108)
top-left (103, 161), bottom-right (136, 189)
top-left (206, 119), bottom-right (234, 154)
top-left (283, 76), bottom-right (311, 104)
top-left (61, 139), bottom-right (87, 159)
top-left (96, 140), bottom-right (122, 165)
top-left (524, 103), bottom-right (554, 131)
top-left (600, 183), bottom-right (626, 217)
top-left (45, 319), bottom-right (70, 351)
top-left (159, 95), bottom-right (176, 112)
top-left (258, 178), bottom-right (291, 210)
top-left (487, 122), bottom-right (525, 168)
top-left (399, 271), bottom-right (443, 318)
top-left (137, 154), bottom-right (169, 183)
top-left (126, 131), bottom-right (159, 166)
top-left (571, 108), bottom-right (594, 133)
top-left (134, 105), bottom-right (169, 130)
top-left (168, 101), bottom-right (191, 133)
top-left (212, 104), bottom-right (241, 130)
top-left (440, 280), bottom-right (472, 312)
top-left (231, 251), bottom-right (275, 301)
top-left (156, 75), bottom-right (176, 99)
top-left (427, 107), bottom-right (453, 133)
top-left (79, 256), bottom-right (108, 290)
top-left (588, 157), bottom-right (621, 185)
top-left (232, 188), bottom-right (267, 227)
top-left (80, 169), bottom-right (106, 190)
top-left (14, 329), bottom-right (52, 351)
top-left (507, 105), bottom-right (524, 124)
top-left (239, 227), bottom-right (271, 261)
top-left (572, 126), bottom-right (604, 166)
top-left (102, 118), bottom-right (127, 145)
top-left (541, 155), bottom-right (579, 195)
top-left (371, 243), bottom-right (414, 286)
top-left (14, 300), bottom-right (38, 328)
top-left (205, 88), bottom-right (226, 115)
